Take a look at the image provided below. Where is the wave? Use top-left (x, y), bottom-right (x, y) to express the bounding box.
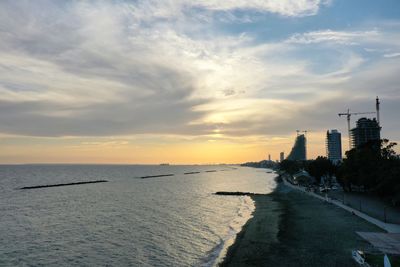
top-left (199, 196), bottom-right (255, 267)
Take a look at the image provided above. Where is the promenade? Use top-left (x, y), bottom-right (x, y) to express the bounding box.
top-left (329, 190), bottom-right (400, 224)
top-left (221, 182), bottom-right (382, 267)
top-left (282, 178), bottom-right (400, 233)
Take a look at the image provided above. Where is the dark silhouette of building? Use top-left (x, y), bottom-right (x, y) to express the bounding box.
top-left (350, 117), bottom-right (380, 148)
top-left (326, 129), bottom-right (342, 164)
top-left (287, 134), bottom-right (306, 161)
top-left (280, 152), bottom-right (284, 162)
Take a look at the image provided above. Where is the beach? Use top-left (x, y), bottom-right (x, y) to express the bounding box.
top-left (220, 183), bottom-right (382, 267)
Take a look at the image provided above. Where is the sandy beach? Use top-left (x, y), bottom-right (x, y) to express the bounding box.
top-left (220, 183), bottom-right (382, 267)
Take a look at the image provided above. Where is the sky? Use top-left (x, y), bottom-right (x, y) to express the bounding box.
top-left (0, 0), bottom-right (399, 164)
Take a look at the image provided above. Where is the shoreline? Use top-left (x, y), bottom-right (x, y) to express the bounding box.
top-left (219, 181), bottom-right (382, 267)
top-left (208, 195), bottom-right (257, 267)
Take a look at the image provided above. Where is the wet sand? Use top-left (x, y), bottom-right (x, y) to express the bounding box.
top-left (220, 183), bottom-right (382, 267)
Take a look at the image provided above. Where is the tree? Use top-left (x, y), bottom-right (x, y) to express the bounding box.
top-left (338, 139), bottom-right (400, 205)
top-left (306, 156), bottom-right (336, 185)
top-left (339, 140), bottom-right (380, 191)
top-left (279, 160), bottom-right (301, 175)
top-left (381, 139), bottom-right (398, 160)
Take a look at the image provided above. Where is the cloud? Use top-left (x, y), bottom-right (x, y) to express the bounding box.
top-left (0, 0), bottom-right (399, 145)
top-left (190, 0), bottom-right (329, 17)
top-left (117, 0), bottom-right (330, 21)
top-left (80, 140), bottom-right (130, 147)
top-left (0, 1), bottom-right (214, 136)
top-left (286, 29), bottom-right (380, 45)
top-left (0, 0), bottom-right (307, 138)
top-left (383, 52), bottom-right (400, 58)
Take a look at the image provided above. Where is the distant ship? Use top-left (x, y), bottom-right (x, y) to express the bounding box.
top-left (159, 163), bottom-right (170, 166)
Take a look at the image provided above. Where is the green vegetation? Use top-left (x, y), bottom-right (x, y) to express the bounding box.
top-left (279, 159), bottom-right (302, 175)
top-left (241, 160), bottom-right (278, 169)
top-left (306, 156), bottom-right (337, 184)
top-left (338, 139), bottom-right (400, 204)
top-left (279, 157), bottom-right (337, 185)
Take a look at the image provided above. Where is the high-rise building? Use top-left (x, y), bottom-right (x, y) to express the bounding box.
top-left (287, 134), bottom-right (306, 161)
top-left (280, 152), bottom-right (284, 162)
top-left (350, 118), bottom-right (381, 148)
top-left (268, 154), bottom-right (271, 161)
top-left (326, 129), bottom-right (342, 164)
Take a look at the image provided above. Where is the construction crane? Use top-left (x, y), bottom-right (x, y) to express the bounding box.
top-left (338, 109), bottom-right (375, 150)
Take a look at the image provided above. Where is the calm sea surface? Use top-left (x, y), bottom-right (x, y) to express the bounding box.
top-left (0, 165), bottom-right (276, 266)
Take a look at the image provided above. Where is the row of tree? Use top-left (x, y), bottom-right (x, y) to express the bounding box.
top-left (241, 160), bottom-right (278, 169)
top-left (278, 139), bottom-right (400, 205)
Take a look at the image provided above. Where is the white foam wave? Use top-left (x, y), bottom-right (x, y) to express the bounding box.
top-left (199, 196), bottom-right (255, 267)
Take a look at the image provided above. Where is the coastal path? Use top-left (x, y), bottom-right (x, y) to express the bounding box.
top-left (282, 178), bottom-right (400, 234)
top-left (328, 190), bottom-right (400, 224)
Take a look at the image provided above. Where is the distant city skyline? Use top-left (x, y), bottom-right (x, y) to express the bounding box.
top-left (0, 0), bottom-right (399, 164)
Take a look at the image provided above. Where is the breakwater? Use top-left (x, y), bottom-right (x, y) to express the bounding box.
top-left (140, 174), bottom-right (174, 179)
top-left (215, 191), bottom-right (265, 196)
top-left (20, 180), bottom-right (108, 190)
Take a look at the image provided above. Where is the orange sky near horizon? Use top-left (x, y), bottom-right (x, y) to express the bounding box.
top-left (2, 131), bottom-right (395, 164)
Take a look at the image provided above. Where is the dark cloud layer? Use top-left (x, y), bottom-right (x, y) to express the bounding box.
top-left (0, 1), bottom-right (212, 137)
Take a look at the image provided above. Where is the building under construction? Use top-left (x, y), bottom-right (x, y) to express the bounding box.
top-left (338, 97), bottom-right (382, 150)
top-left (350, 117), bottom-right (381, 148)
top-left (287, 134), bottom-right (307, 161)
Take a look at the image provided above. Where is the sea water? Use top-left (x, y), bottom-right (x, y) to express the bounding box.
top-left (0, 165), bottom-right (277, 266)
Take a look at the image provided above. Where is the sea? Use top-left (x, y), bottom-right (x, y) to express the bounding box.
top-left (0, 165), bottom-right (277, 266)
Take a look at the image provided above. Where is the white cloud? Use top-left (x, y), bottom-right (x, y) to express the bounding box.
top-left (192, 0), bottom-right (328, 17)
top-left (383, 52), bottom-right (400, 58)
top-left (286, 29), bottom-right (380, 45)
top-left (122, 0), bottom-right (329, 21)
